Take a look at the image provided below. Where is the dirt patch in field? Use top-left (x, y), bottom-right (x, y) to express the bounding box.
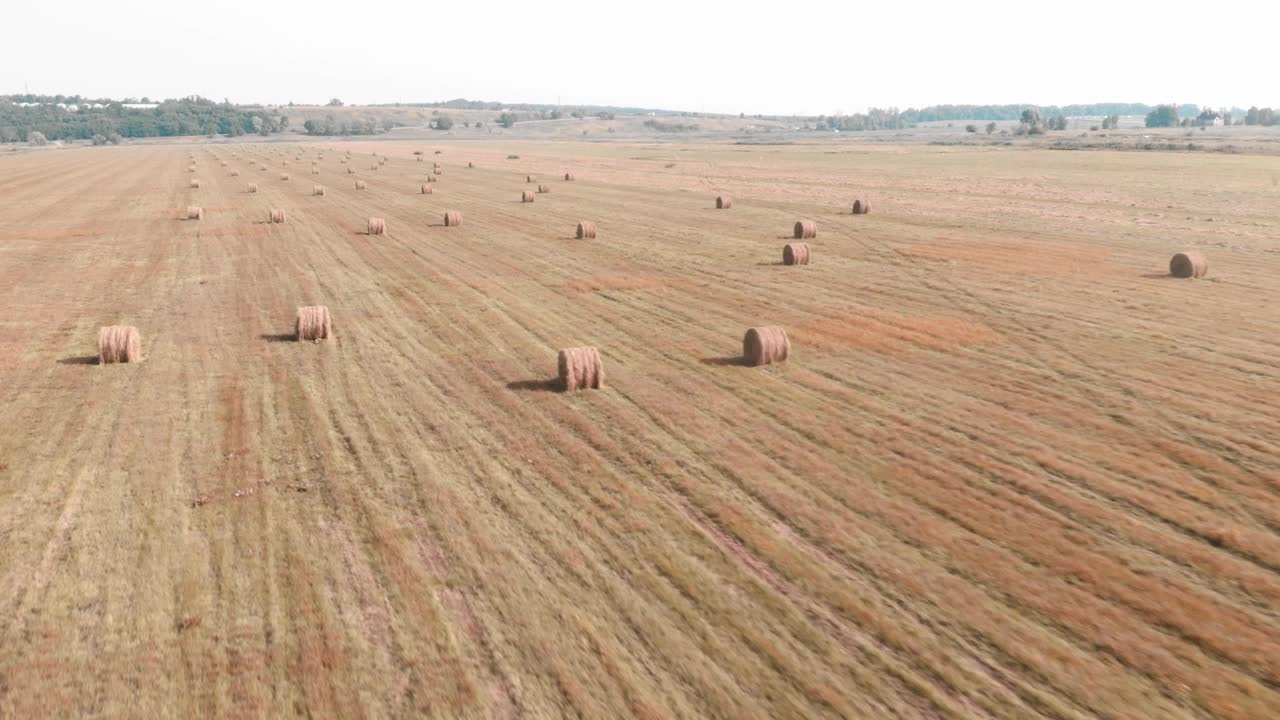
top-left (897, 237), bottom-right (1113, 275)
top-left (563, 272), bottom-right (672, 294)
top-left (794, 310), bottom-right (1001, 355)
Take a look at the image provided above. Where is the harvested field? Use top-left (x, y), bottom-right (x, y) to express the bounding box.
top-left (0, 140), bottom-right (1278, 720)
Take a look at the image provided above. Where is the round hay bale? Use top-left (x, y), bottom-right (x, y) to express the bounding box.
top-left (220, 161), bottom-right (228, 167)
top-left (368, 217), bottom-right (386, 235)
top-left (558, 346), bottom-right (605, 391)
top-left (537, 184), bottom-right (550, 193)
top-left (1170, 251), bottom-right (1208, 278)
top-left (743, 326), bottom-right (790, 367)
top-left (420, 184), bottom-right (433, 194)
top-left (280, 173), bottom-right (290, 181)
top-left (427, 175), bottom-right (438, 183)
top-left (295, 306), bottom-right (332, 341)
top-left (468, 161), bottom-right (474, 168)
top-left (576, 221), bottom-right (596, 239)
top-left (716, 196), bottom-right (732, 209)
top-left (444, 211), bottom-right (462, 227)
top-left (247, 183), bottom-right (258, 193)
top-left (260, 165), bottom-right (268, 171)
top-left (269, 209), bottom-right (287, 224)
top-left (852, 199), bottom-right (871, 215)
top-left (98, 325), bottom-right (143, 364)
top-left (527, 175), bottom-right (536, 183)
top-left (311, 166), bottom-right (320, 175)
top-left (794, 220), bottom-right (817, 239)
top-left (783, 243), bottom-right (810, 266)
top-left (564, 173), bottom-right (575, 181)
top-left (186, 206), bottom-right (204, 220)
top-left (355, 180), bottom-right (367, 190)
top-left (313, 185), bottom-right (326, 196)
top-left (433, 168), bottom-right (442, 175)
top-left (522, 191), bottom-right (535, 203)
top-left (189, 179), bottom-right (200, 189)
top-left (187, 165), bottom-right (196, 173)
top-left (230, 170), bottom-right (240, 177)
top-left (347, 167), bottom-right (356, 174)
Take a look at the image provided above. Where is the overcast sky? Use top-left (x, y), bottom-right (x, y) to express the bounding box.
top-left (5, 0), bottom-right (1277, 114)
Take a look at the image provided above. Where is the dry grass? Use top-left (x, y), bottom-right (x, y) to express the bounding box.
top-left (1, 140), bottom-right (1278, 720)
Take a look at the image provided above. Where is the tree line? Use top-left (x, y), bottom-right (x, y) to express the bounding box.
top-left (0, 95), bottom-right (288, 142)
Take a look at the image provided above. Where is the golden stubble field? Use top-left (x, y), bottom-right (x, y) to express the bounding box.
top-left (0, 137), bottom-right (1277, 719)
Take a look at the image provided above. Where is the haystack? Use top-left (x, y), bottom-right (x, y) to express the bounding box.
top-left (433, 168), bottom-right (442, 175)
top-left (231, 170), bottom-right (240, 177)
top-left (743, 327), bottom-right (790, 366)
top-left (248, 183), bottom-right (258, 193)
top-left (186, 206), bottom-right (204, 220)
top-left (1170, 251), bottom-right (1208, 278)
top-left (852, 199), bottom-right (871, 215)
top-left (295, 306), bottom-right (332, 341)
top-left (783, 243), bottom-right (810, 265)
top-left (280, 173), bottom-right (290, 181)
top-left (527, 175), bottom-right (536, 183)
top-left (313, 185), bottom-right (326, 196)
top-left (716, 196), bottom-right (732, 209)
top-left (558, 346), bottom-right (605, 391)
top-left (420, 184), bottom-right (433, 194)
top-left (355, 180), bottom-right (367, 190)
top-left (794, 221), bottom-right (817, 239)
top-left (269, 209), bottom-right (287, 224)
top-left (444, 211), bottom-right (462, 227)
top-left (537, 184), bottom-right (550, 193)
top-left (522, 191), bottom-right (535, 203)
top-left (347, 167), bottom-right (355, 174)
top-left (368, 217), bottom-right (386, 235)
top-left (576, 221), bottom-right (597, 239)
top-left (98, 325), bottom-right (143, 364)
top-left (564, 173), bottom-right (575, 181)
top-left (189, 179), bottom-right (200, 189)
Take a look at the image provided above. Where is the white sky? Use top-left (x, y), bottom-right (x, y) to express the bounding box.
top-left (5, 0), bottom-right (1277, 114)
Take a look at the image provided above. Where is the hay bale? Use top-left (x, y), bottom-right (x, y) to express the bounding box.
top-left (313, 185), bottom-right (326, 196)
top-left (230, 170), bottom-right (240, 177)
top-left (444, 211), bottom-right (462, 227)
top-left (527, 175), bottom-right (536, 183)
top-left (794, 220), bottom-right (817, 239)
top-left (311, 166), bottom-right (320, 175)
top-left (269, 209), bottom-right (287, 224)
top-left (187, 165), bottom-right (196, 173)
top-left (98, 325), bottom-right (143, 364)
top-left (852, 199), bottom-right (871, 215)
top-left (783, 243), bottom-right (810, 265)
top-left (355, 180), bottom-right (367, 190)
top-left (576, 221), bottom-right (596, 239)
top-left (186, 206), bottom-right (204, 220)
top-left (433, 168), bottom-right (442, 175)
top-left (260, 165), bottom-right (268, 171)
top-left (468, 161), bottom-right (474, 168)
top-left (558, 346), bottom-right (605, 391)
top-left (564, 173), bottom-right (576, 181)
top-left (189, 179), bottom-right (200, 189)
top-left (1170, 251), bottom-right (1208, 278)
top-left (716, 196), bottom-right (732, 209)
top-left (743, 326), bottom-right (789, 366)
top-left (368, 217), bottom-right (386, 235)
top-left (522, 191), bottom-right (535, 203)
top-left (247, 183), bottom-right (258, 193)
top-left (537, 184), bottom-right (550, 193)
top-left (420, 184), bottom-right (433, 194)
top-left (426, 175), bottom-right (438, 183)
top-left (295, 306), bottom-right (332, 341)
top-left (280, 173), bottom-right (290, 180)
top-left (347, 167), bottom-right (356, 174)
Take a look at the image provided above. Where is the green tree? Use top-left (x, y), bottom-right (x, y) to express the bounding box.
top-left (1145, 105), bottom-right (1180, 128)
top-left (327, 98), bottom-right (344, 107)
top-left (434, 114), bottom-right (454, 130)
top-left (985, 122), bottom-right (996, 134)
top-left (965, 124), bottom-right (977, 133)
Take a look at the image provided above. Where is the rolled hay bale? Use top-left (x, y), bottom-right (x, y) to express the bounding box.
top-left (355, 180), bottom-right (367, 190)
top-left (97, 325), bottom-right (143, 364)
top-left (230, 170), bottom-right (240, 177)
top-left (220, 161), bottom-right (228, 167)
top-left (186, 206), bottom-right (204, 220)
top-left (367, 217), bottom-right (386, 235)
top-left (522, 191), bottom-right (535, 203)
top-left (557, 346), bottom-right (605, 391)
top-left (311, 166), bottom-right (320, 175)
top-left (187, 165), bottom-right (196, 173)
top-left (426, 175), bottom-right (438, 183)
top-left (260, 165), bottom-right (268, 171)
top-left (576, 221), bottom-right (597, 239)
top-left (189, 179), bottom-right (200, 189)
top-left (1170, 251), bottom-right (1208, 278)
top-left (716, 196), bottom-right (732, 209)
top-left (743, 326), bottom-right (790, 367)
top-left (794, 220), bottom-right (817, 239)
top-left (444, 211), bottom-right (462, 227)
top-left (371, 164), bottom-right (379, 170)
top-left (295, 306), bottom-right (332, 341)
top-left (537, 184), bottom-right (551, 193)
top-left (420, 184), bottom-right (433, 194)
top-left (347, 167), bottom-right (356, 174)
top-left (527, 175), bottom-right (536, 183)
top-left (313, 185), bottom-right (326, 196)
top-left (852, 199), bottom-right (871, 215)
top-left (280, 173), bottom-right (290, 181)
top-left (247, 183), bottom-right (258, 193)
top-left (269, 209), bottom-right (287, 224)
top-left (783, 243), bottom-right (810, 265)
top-left (564, 173), bottom-right (575, 181)
top-left (417, 156), bottom-right (423, 162)
top-left (433, 168), bottom-right (442, 175)
top-left (468, 161), bottom-right (474, 168)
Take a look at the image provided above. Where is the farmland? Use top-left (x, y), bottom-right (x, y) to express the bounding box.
top-left (0, 138), bottom-right (1278, 718)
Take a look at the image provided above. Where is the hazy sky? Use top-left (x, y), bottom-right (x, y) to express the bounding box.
top-left (5, 0), bottom-right (1277, 114)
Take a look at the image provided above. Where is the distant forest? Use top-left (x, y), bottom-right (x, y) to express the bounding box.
top-left (0, 95), bottom-right (288, 143)
top-left (801, 104), bottom-right (1206, 131)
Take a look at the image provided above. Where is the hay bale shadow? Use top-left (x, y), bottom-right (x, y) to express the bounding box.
top-left (506, 379), bottom-right (561, 393)
top-left (755, 261), bottom-right (784, 266)
top-left (260, 333), bottom-right (297, 343)
top-left (1140, 272), bottom-right (1178, 280)
top-left (57, 355), bottom-right (100, 365)
top-left (700, 356), bottom-right (747, 367)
